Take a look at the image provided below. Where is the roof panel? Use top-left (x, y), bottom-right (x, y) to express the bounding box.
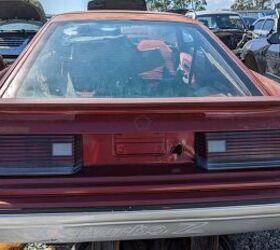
top-left (51, 11), bottom-right (198, 24)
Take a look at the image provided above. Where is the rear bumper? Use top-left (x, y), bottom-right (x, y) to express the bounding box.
top-left (1, 203), bottom-right (280, 243)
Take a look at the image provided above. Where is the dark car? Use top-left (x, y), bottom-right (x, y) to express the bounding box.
top-left (167, 9), bottom-right (189, 15)
top-left (241, 25), bottom-right (280, 82)
top-left (88, 0), bottom-right (147, 10)
top-left (0, 0), bottom-right (46, 65)
top-left (186, 11), bottom-right (249, 51)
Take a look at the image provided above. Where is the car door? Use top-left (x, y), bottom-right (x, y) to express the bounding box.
top-left (265, 33), bottom-right (280, 81)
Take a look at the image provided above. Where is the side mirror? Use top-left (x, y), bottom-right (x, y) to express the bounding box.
top-left (248, 25), bottom-right (254, 31)
top-left (267, 32), bottom-right (280, 44)
top-left (0, 55), bottom-right (5, 71)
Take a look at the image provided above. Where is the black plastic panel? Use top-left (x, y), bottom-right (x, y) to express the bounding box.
top-left (0, 135), bottom-right (82, 176)
top-left (196, 130), bottom-right (280, 170)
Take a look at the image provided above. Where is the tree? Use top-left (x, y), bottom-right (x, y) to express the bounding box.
top-left (147, 0), bottom-right (207, 11)
top-left (231, 0), bottom-right (254, 10)
top-left (173, 0), bottom-right (190, 9)
top-left (255, 0), bottom-right (273, 9)
top-left (231, 0), bottom-right (272, 10)
top-left (190, 0), bottom-right (207, 11)
top-left (146, 0), bottom-right (172, 11)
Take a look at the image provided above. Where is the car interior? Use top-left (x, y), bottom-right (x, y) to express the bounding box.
top-left (12, 22), bottom-right (252, 98)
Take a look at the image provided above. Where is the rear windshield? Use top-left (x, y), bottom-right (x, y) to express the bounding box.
top-left (3, 20), bottom-right (258, 98)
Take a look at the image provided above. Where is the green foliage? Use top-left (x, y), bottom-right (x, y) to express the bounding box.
top-left (147, 0), bottom-right (207, 11)
top-left (146, 0), bottom-right (171, 11)
top-left (231, 0), bottom-right (272, 10)
top-left (231, 0), bottom-right (253, 10)
top-left (255, 0), bottom-right (273, 9)
top-left (191, 0), bottom-right (207, 11)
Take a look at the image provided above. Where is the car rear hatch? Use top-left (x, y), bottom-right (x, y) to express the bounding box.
top-left (0, 97), bottom-right (280, 212)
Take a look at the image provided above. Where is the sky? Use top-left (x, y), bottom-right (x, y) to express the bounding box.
top-left (39, 0), bottom-right (88, 14)
top-left (39, 0), bottom-right (236, 14)
top-left (207, 0), bottom-right (234, 10)
top-left (39, 0), bottom-right (276, 14)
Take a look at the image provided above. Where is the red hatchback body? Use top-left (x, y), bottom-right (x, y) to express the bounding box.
top-left (0, 11), bottom-right (280, 243)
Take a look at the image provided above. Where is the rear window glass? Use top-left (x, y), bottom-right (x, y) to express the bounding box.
top-left (3, 21), bottom-right (257, 98)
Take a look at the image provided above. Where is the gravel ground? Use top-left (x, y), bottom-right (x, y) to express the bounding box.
top-left (229, 230), bottom-right (280, 250)
top-left (24, 243), bottom-right (48, 250)
top-left (23, 231), bottom-right (280, 250)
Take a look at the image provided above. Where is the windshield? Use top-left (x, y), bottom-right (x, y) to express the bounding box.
top-left (197, 14), bottom-right (246, 30)
top-left (0, 22), bottom-right (41, 32)
top-left (243, 17), bottom-right (257, 27)
top-left (3, 20), bottom-right (258, 98)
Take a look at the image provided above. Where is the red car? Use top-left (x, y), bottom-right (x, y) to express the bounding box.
top-left (0, 11), bottom-right (280, 246)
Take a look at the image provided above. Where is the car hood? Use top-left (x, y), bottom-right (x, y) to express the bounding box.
top-left (0, 0), bottom-right (46, 23)
top-left (246, 38), bottom-right (269, 51)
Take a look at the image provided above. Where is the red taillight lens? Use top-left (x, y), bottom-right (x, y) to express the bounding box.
top-left (0, 135), bottom-right (82, 176)
top-left (196, 130), bottom-right (280, 170)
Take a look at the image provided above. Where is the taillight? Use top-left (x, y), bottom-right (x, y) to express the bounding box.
top-left (196, 130), bottom-right (280, 170)
top-left (0, 135), bottom-right (82, 176)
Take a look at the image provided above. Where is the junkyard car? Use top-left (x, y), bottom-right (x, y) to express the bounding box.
top-left (0, 0), bottom-right (46, 65)
top-left (250, 16), bottom-right (278, 39)
top-left (87, 0), bottom-right (147, 10)
top-left (241, 28), bottom-right (280, 82)
top-left (1, 11), bottom-right (280, 245)
top-left (186, 11), bottom-right (250, 51)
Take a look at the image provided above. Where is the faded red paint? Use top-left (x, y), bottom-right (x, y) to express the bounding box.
top-left (0, 99), bottom-right (278, 210)
top-left (0, 12), bottom-right (279, 211)
top-left (53, 11), bottom-right (200, 23)
top-left (252, 71), bottom-right (280, 96)
top-left (1, 166), bottom-right (280, 210)
top-left (83, 133), bottom-right (194, 166)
